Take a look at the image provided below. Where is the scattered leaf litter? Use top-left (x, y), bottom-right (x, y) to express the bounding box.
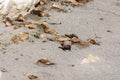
top-left (19, 32), bottom-right (29, 41)
top-left (87, 38), bottom-right (100, 45)
top-left (24, 22), bottom-right (38, 29)
top-left (36, 58), bottom-right (55, 65)
top-left (15, 14), bottom-right (25, 22)
top-left (11, 35), bottom-right (20, 44)
top-left (3, 17), bottom-right (13, 26)
top-left (24, 73), bottom-right (39, 80)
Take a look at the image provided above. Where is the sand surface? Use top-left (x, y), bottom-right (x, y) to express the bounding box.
top-left (0, 0), bottom-right (120, 80)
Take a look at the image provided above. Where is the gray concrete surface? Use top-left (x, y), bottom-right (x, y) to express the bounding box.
top-left (0, 0), bottom-right (120, 80)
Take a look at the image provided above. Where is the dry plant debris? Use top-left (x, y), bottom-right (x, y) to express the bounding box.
top-left (11, 35), bottom-right (20, 44)
top-left (39, 0), bottom-right (47, 5)
top-left (49, 34), bottom-right (88, 51)
top-left (36, 58), bottom-right (55, 65)
top-left (81, 54), bottom-right (100, 64)
top-left (31, 10), bottom-right (50, 17)
top-left (24, 22), bottom-right (38, 29)
top-left (59, 41), bottom-right (71, 51)
top-left (19, 32), bottom-right (29, 41)
top-left (4, 17), bottom-right (13, 26)
top-left (51, 4), bottom-right (64, 11)
top-left (24, 73), bottom-right (39, 80)
top-left (87, 38), bottom-right (100, 45)
top-left (13, 24), bottom-right (20, 30)
top-left (44, 28), bottom-right (58, 35)
top-left (15, 14), bottom-right (25, 22)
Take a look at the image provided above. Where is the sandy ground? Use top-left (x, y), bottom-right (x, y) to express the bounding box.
top-left (0, 0), bottom-right (120, 80)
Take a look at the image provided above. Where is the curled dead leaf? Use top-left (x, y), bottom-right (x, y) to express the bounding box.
top-left (50, 35), bottom-right (70, 42)
top-left (11, 35), bottom-right (20, 44)
top-left (87, 38), bottom-right (100, 45)
top-left (41, 12), bottom-right (50, 17)
top-left (31, 10), bottom-right (50, 17)
top-left (75, 0), bottom-right (92, 3)
top-left (24, 73), bottom-right (38, 80)
top-left (40, 0), bottom-right (47, 5)
top-left (51, 4), bottom-right (64, 11)
top-left (19, 32), bottom-right (29, 41)
top-left (44, 28), bottom-right (58, 35)
top-left (36, 58), bottom-right (55, 65)
top-left (59, 41), bottom-right (71, 51)
top-left (4, 17), bottom-right (13, 26)
top-left (24, 22), bottom-right (38, 29)
top-left (65, 34), bottom-right (78, 38)
top-left (51, 0), bottom-right (59, 2)
top-left (41, 22), bottom-right (48, 29)
top-left (15, 14), bottom-right (25, 22)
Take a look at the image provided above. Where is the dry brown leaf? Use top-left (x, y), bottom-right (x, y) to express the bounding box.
top-left (67, 0), bottom-right (80, 6)
top-left (13, 24), bottom-right (20, 30)
top-left (65, 34), bottom-right (78, 38)
top-left (31, 10), bottom-right (50, 17)
top-left (71, 37), bottom-right (86, 45)
top-left (15, 14), bottom-right (25, 22)
top-left (44, 28), bottom-right (58, 35)
top-left (75, 0), bottom-right (92, 3)
top-left (87, 38), bottom-right (100, 45)
top-left (59, 41), bottom-right (71, 51)
top-left (19, 32), bottom-right (29, 41)
top-left (51, 0), bottom-right (59, 2)
top-left (11, 35), bottom-right (20, 44)
top-left (24, 22), bottom-right (38, 29)
top-left (40, 0), bottom-right (47, 5)
top-left (36, 58), bottom-right (55, 65)
top-left (51, 4), bottom-right (64, 11)
top-left (34, 5), bottom-right (46, 11)
top-left (4, 17), bottom-right (13, 26)
top-left (41, 22), bottom-right (48, 29)
top-left (50, 35), bottom-right (70, 42)
top-left (81, 54), bottom-right (99, 64)
top-left (24, 73), bottom-right (38, 80)
top-left (41, 12), bottom-right (50, 17)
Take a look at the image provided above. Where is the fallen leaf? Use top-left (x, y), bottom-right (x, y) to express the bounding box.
top-left (59, 41), bottom-right (71, 51)
top-left (51, 0), bottom-right (59, 2)
top-left (65, 34), bottom-right (78, 38)
top-left (36, 58), bottom-right (55, 65)
top-left (51, 4), bottom-right (64, 11)
top-left (50, 35), bottom-right (70, 42)
top-left (41, 12), bottom-right (50, 17)
top-left (68, 0), bottom-right (81, 6)
top-left (87, 38), bottom-right (100, 45)
top-left (31, 10), bottom-right (50, 17)
top-left (40, 0), bottom-right (47, 5)
top-left (24, 22), bottom-right (38, 29)
top-left (4, 17), bottom-right (13, 26)
top-left (15, 14), bottom-right (25, 22)
top-left (24, 73), bottom-right (38, 80)
top-left (81, 54), bottom-right (99, 64)
top-left (41, 22), bottom-right (48, 29)
top-left (11, 35), bottom-right (20, 44)
top-left (75, 0), bottom-right (92, 3)
top-left (44, 28), bottom-right (58, 35)
top-left (19, 32), bottom-right (29, 41)
top-left (71, 37), bottom-right (86, 45)
top-left (13, 24), bottom-right (20, 30)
